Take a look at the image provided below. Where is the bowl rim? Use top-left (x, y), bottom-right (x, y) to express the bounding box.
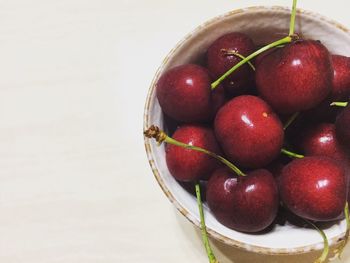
top-left (143, 5), bottom-right (349, 255)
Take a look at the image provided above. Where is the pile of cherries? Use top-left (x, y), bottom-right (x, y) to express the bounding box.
top-left (150, 30), bottom-right (350, 235)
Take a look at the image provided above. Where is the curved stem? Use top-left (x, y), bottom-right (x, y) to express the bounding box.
top-left (221, 49), bottom-right (256, 71)
top-left (305, 220), bottom-right (329, 263)
top-left (289, 0), bottom-right (298, 36)
top-left (281, 148), bottom-right (304, 159)
top-left (211, 36), bottom-right (294, 90)
top-left (195, 183), bottom-right (219, 263)
top-left (331, 202), bottom-right (350, 259)
top-left (164, 136), bottom-right (245, 176)
top-left (144, 125), bottom-right (245, 177)
top-left (330, 101), bottom-right (348, 107)
top-left (283, 112), bottom-right (300, 130)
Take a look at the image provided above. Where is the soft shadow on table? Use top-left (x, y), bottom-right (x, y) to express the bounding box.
top-left (174, 210), bottom-right (350, 263)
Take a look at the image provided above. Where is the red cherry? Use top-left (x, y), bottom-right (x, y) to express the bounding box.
top-left (214, 95), bottom-right (284, 168)
top-left (166, 125), bottom-right (221, 182)
top-left (331, 55), bottom-right (350, 101)
top-left (279, 156), bottom-right (348, 221)
top-left (256, 40), bottom-right (333, 114)
top-left (206, 168), bottom-right (279, 233)
top-left (299, 123), bottom-right (349, 164)
top-left (207, 32), bottom-right (256, 96)
top-left (157, 64), bottom-right (224, 123)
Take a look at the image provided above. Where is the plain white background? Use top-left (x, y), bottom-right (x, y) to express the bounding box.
top-left (0, 0), bottom-right (350, 262)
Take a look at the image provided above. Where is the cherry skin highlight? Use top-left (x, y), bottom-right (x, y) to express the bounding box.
top-left (206, 167), bottom-right (279, 233)
top-left (279, 156), bottom-right (348, 221)
top-left (256, 40), bottom-right (333, 114)
top-left (166, 125), bottom-right (221, 182)
top-left (214, 95), bottom-right (284, 168)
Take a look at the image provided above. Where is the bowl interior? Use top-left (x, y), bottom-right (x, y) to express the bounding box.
top-left (144, 6), bottom-right (350, 254)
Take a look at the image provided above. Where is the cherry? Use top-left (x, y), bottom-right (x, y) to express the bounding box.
top-left (302, 54), bottom-right (350, 123)
top-left (206, 167), bottom-right (278, 233)
top-left (332, 55), bottom-right (350, 101)
top-left (298, 123), bottom-right (349, 164)
top-left (207, 32), bottom-right (256, 96)
top-left (156, 64), bottom-right (224, 123)
top-left (335, 104), bottom-right (350, 150)
top-left (279, 156), bottom-right (348, 221)
top-left (165, 125), bottom-right (221, 182)
top-left (255, 40), bottom-right (333, 114)
top-left (214, 95), bottom-right (284, 168)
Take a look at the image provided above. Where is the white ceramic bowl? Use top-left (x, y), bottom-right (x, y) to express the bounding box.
top-left (144, 6), bottom-right (350, 255)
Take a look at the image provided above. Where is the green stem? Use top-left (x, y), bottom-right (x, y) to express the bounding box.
top-left (281, 148), bottom-right (304, 159)
top-left (144, 125), bottom-right (245, 177)
top-left (305, 220), bottom-right (329, 263)
top-left (195, 183), bottom-right (219, 263)
top-left (289, 0), bottom-right (298, 36)
top-left (345, 202), bottom-right (350, 237)
top-left (283, 112), bottom-right (300, 130)
top-left (221, 49), bottom-right (256, 71)
top-left (211, 36), bottom-right (294, 90)
top-left (330, 101), bottom-right (348, 107)
top-left (164, 136), bottom-right (245, 176)
top-left (332, 202), bottom-right (350, 259)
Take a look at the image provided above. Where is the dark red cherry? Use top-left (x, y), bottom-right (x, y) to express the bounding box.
top-left (279, 156), bottom-right (348, 221)
top-left (214, 95), bottom-right (284, 168)
top-left (206, 168), bottom-right (279, 233)
top-left (207, 32), bottom-right (256, 96)
top-left (331, 55), bottom-right (350, 101)
top-left (166, 125), bottom-right (221, 182)
top-left (299, 123), bottom-right (349, 164)
top-left (302, 54), bottom-right (350, 123)
top-left (157, 64), bottom-right (224, 123)
top-left (256, 40), bottom-right (333, 114)
top-left (335, 105), bottom-right (350, 150)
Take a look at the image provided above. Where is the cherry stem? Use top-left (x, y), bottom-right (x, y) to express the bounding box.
top-left (211, 36), bottom-right (295, 90)
top-left (195, 183), bottom-right (219, 263)
top-left (221, 49), bottom-right (256, 71)
top-left (283, 112), bottom-right (300, 130)
top-left (281, 148), bottom-right (304, 159)
top-left (304, 220), bottom-right (329, 263)
top-left (289, 0), bottom-right (298, 36)
top-left (144, 125), bottom-right (246, 177)
top-left (211, 0), bottom-right (298, 90)
top-left (330, 101), bottom-right (348, 107)
top-left (331, 202), bottom-right (350, 259)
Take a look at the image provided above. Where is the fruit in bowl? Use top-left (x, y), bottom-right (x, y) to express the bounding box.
top-left (144, 1), bottom-right (350, 262)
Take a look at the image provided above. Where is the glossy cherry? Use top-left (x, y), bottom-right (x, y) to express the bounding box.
top-left (331, 54), bottom-right (350, 101)
top-left (156, 64), bottom-right (225, 123)
top-left (279, 156), bottom-right (348, 221)
top-left (166, 125), bottom-right (221, 182)
top-left (299, 123), bottom-right (349, 164)
top-left (207, 32), bottom-right (256, 96)
top-left (302, 54), bottom-right (350, 123)
top-left (206, 167), bottom-right (278, 233)
top-left (256, 40), bottom-right (333, 114)
top-left (214, 95), bottom-right (284, 168)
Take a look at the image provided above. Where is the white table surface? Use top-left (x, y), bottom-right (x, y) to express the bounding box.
top-left (0, 0), bottom-right (350, 262)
